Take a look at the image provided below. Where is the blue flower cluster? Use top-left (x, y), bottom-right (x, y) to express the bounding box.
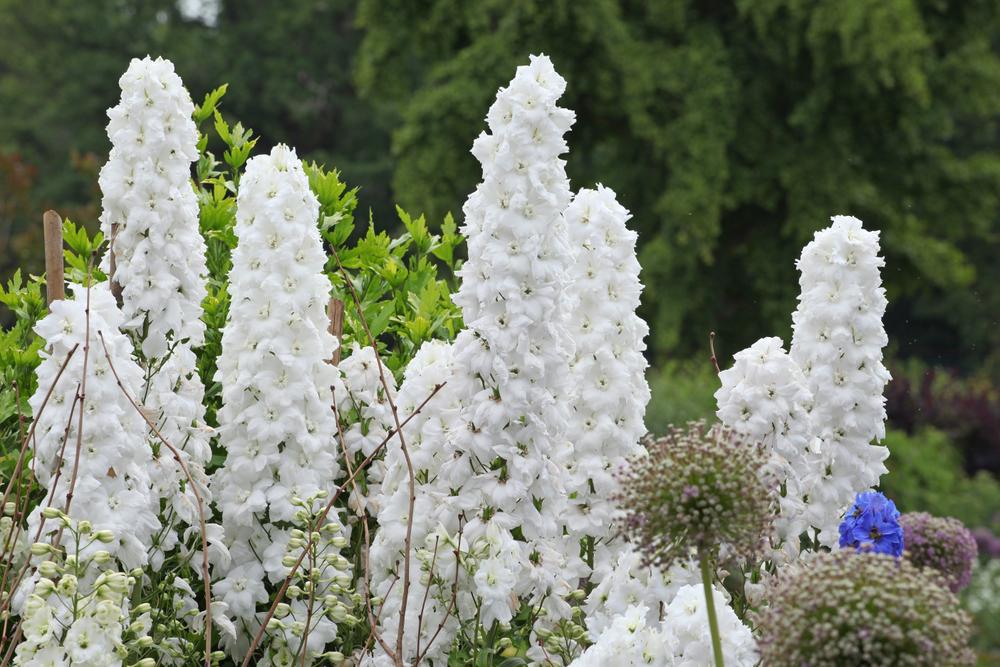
top-left (839, 491), bottom-right (904, 557)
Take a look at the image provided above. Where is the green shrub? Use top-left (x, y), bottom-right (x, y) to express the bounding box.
top-left (880, 427), bottom-right (1000, 533)
top-left (645, 360), bottom-right (720, 435)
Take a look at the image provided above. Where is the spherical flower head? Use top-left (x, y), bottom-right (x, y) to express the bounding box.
top-left (900, 512), bottom-right (977, 592)
top-left (838, 491), bottom-right (903, 556)
top-left (618, 421), bottom-right (777, 570)
top-left (756, 550), bottom-right (975, 666)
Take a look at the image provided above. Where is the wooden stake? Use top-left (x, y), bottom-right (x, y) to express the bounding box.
top-left (109, 223), bottom-right (123, 306)
top-left (42, 210), bottom-right (64, 305)
top-left (328, 297), bottom-right (345, 365)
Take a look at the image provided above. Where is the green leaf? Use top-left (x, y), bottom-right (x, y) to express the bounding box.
top-left (194, 83), bottom-right (228, 125)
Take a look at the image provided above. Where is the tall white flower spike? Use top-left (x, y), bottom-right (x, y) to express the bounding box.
top-left (789, 215), bottom-right (891, 544)
top-left (211, 145), bottom-right (352, 658)
top-left (367, 53), bottom-right (585, 664)
top-left (562, 185), bottom-right (650, 541)
top-left (715, 336), bottom-right (822, 556)
top-left (27, 283), bottom-right (159, 569)
top-left (98, 56), bottom-right (212, 566)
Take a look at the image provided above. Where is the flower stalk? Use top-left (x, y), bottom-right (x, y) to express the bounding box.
top-left (700, 551), bottom-right (725, 667)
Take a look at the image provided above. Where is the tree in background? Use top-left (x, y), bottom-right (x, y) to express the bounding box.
top-left (356, 0), bottom-right (1000, 371)
top-left (0, 0), bottom-right (390, 288)
top-left (2, 0), bottom-right (1000, 374)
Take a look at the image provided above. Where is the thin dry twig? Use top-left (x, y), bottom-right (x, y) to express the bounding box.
top-left (62, 281), bottom-right (93, 519)
top-left (97, 331), bottom-right (214, 667)
top-left (239, 383), bottom-right (445, 667)
top-left (331, 395), bottom-right (391, 657)
top-left (709, 331), bottom-right (721, 375)
top-left (330, 247), bottom-right (417, 665)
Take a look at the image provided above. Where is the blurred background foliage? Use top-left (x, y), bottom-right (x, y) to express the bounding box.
top-left (1, 1), bottom-right (999, 653)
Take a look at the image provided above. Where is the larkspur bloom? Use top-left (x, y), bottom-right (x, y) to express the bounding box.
top-left (900, 512), bottom-right (978, 592)
top-left (838, 491), bottom-right (903, 557)
top-left (367, 54), bottom-right (587, 663)
top-left (211, 145), bottom-right (352, 658)
top-left (582, 547), bottom-right (697, 639)
top-left (366, 340), bottom-right (465, 664)
top-left (562, 185), bottom-right (650, 541)
top-left (715, 336), bottom-right (823, 558)
top-left (445, 51), bottom-right (587, 630)
top-left (790, 215), bottom-right (891, 544)
top-left (756, 550), bottom-right (975, 666)
top-left (663, 584), bottom-right (758, 667)
top-left (574, 585), bottom-right (758, 667)
top-left (572, 604), bottom-right (670, 667)
top-left (26, 283), bottom-right (159, 569)
top-left (99, 56), bottom-right (207, 359)
top-left (98, 56), bottom-right (213, 569)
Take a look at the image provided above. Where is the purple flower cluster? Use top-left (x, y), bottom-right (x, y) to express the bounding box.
top-left (838, 491), bottom-right (904, 556)
top-left (972, 527), bottom-right (1000, 559)
top-left (901, 512), bottom-right (978, 592)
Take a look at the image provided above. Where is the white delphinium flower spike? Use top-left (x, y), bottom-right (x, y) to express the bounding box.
top-left (446, 52), bottom-right (584, 626)
top-left (366, 54), bottom-right (584, 663)
top-left (98, 56), bottom-right (212, 567)
top-left (790, 215), bottom-right (891, 544)
top-left (211, 145), bottom-right (351, 657)
top-left (99, 56), bottom-right (206, 358)
top-left (27, 283), bottom-right (159, 569)
top-left (562, 185), bottom-right (650, 541)
top-left (367, 340), bottom-right (465, 665)
top-left (715, 336), bottom-right (822, 557)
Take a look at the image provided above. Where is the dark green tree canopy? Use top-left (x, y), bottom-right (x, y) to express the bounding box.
top-left (357, 0), bottom-right (1000, 369)
top-left (2, 0), bottom-right (998, 372)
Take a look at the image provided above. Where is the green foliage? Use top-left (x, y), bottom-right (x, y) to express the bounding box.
top-left (880, 428), bottom-right (1000, 533)
top-left (645, 360), bottom-right (720, 435)
top-left (324, 200), bottom-right (464, 374)
top-left (964, 559), bottom-right (1000, 659)
top-left (0, 271), bottom-right (45, 474)
top-left (61, 217), bottom-right (105, 284)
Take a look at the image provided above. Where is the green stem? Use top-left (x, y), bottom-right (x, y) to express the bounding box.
top-left (700, 551), bottom-right (725, 667)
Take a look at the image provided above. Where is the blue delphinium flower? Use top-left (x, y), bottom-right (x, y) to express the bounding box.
top-left (839, 491), bottom-right (904, 556)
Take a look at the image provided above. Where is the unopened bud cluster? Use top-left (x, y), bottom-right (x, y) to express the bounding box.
top-left (14, 519), bottom-right (153, 666)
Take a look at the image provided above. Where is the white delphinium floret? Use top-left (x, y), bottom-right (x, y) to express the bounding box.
top-left (97, 56), bottom-right (212, 567)
top-left (715, 336), bottom-right (823, 556)
top-left (572, 604), bottom-right (673, 667)
top-left (790, 215), bottom-right (891, 544)
top-left (562, 185), bottom-right (650, 541)
top-left (662, 584), bottom-right (758, 666)
top-left (211, 145), bottom-right (350, 655)
top-left (583, 547), bottom-right (698, 638)
top-left (27, 283), bottom-right (159, 569)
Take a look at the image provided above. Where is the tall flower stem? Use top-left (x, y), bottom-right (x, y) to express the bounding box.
top-left (700, 551), bottom-right (725, 667)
